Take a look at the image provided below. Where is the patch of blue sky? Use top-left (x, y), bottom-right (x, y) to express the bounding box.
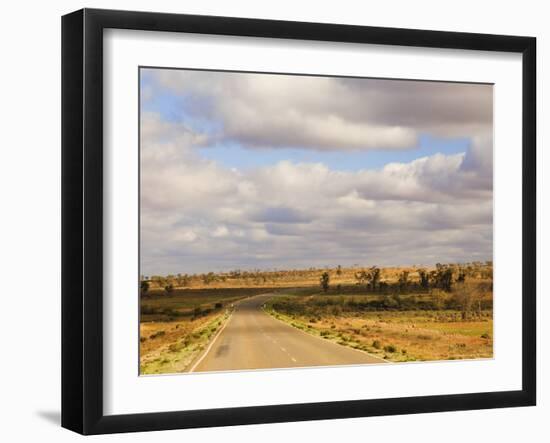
top-left (142, 89), bottom-right (185, 121)
top-left (198, 135), bottom-right (471, 172)
top-left (139, 68), bottom-right (154, 88)
top-left (140, 73), bottom-right (221, 134)
top-left (138, 72), bottom-right (470, 171)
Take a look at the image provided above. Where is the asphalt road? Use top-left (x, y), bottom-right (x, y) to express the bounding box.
top-left (190, 293), bottom-right (386, 372)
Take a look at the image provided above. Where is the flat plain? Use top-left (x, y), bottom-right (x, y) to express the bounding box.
top-left (140, 262), bottom-right (493, 374)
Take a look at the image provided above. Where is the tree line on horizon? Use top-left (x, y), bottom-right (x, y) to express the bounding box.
top-left (140, 261), bottom-right (493, 297)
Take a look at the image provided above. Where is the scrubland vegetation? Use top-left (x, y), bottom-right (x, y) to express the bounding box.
top-left (140, 261), bottom-right (493, 372)
top-left (141, 261), bottom-right (492, 293)
top-left (265, 262), bottom-right (493, 362)
top-left (139, 288), bottom-right (275, 374)
top-left (265, 292), bottom-right (492, 362)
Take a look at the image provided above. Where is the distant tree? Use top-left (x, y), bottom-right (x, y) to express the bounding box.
top-left (164, 283), bottom-right (174, 294)
top-left (320, 272), bottom-right (330, 293)
top-left (140, 280), bottom-right (149, 296)
top-left (453, 282), bottom-right (473, 320)
top-left (418, 269), bottom-right (430, 290)
top-left (202, 272), bottom-right (216, 285)
top-left (441, 268), bottom-right (453, 292)
top-left (398, 270), bottom-right (409, 292)
top-left (178, 273), bottom-right (190, 287)
top-left (355, 266), bottom-right (380, 292)
top-left (432, 264), bottom-right (453, 292)
top-left (336, 265), bottom-right (342, 276)
top-left (230, 269), bottom-right (241, 279)
top-left (367, 266), bottom-right (381, 292)
top-left (354, 270), bottom-right (369, 285)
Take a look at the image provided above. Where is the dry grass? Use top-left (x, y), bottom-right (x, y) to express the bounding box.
top-left (141, 263), bottom-right (493, 371)
top-left (140, 313), bottom-right (227, 374)
top-left (265, 292), bottom-right (493, 362)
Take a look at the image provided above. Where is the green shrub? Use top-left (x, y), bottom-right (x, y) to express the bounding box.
top-left (384, 344), bottom-right (397, 353)
top-left (372, 340), bottom-right (381, 349)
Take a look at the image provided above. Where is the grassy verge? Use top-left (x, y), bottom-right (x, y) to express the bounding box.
top-left (140, 310), bottom-right (231, 374)
top-left (264, 294), bottom-right (493, 362)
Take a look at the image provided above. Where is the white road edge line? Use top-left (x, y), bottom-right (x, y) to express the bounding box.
top-left (188, 311), bottom-right (234, 373)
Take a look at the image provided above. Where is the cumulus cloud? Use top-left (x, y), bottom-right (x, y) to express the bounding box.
top-left (139, 70), bottom-right (493, 275)
top-left (143, 69), bottom-right (492, 151)
top-left (140, 121), bottom-right (493, 274)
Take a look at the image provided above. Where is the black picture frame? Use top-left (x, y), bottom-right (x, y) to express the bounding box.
top-left (62, 8), bottom-right (536, 435)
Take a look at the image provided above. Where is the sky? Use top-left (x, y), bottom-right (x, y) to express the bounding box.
top-left (139, 68), bottom-right (493, 276)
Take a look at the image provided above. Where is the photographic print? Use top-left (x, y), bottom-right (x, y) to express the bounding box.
top-left (139, 68), bottom-right (494, 375)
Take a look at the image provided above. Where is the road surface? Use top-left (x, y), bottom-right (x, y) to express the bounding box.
top-left (190, 293), bottom-right (386, 372)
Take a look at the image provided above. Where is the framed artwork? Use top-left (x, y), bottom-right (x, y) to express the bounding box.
top-left (61, 8), bottom-right (536, 435)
